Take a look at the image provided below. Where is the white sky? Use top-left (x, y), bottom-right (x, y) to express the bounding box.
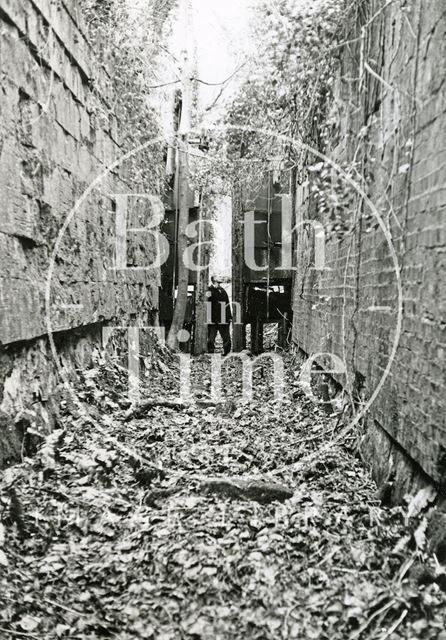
top-left (128, 0), bottom-right (254, 282)
top-left (169, 0), bottom-right (253, 281)
top-left (171, 0), bottom-right (252, 122)
top-left (191, 0), bottom-right (250, 87)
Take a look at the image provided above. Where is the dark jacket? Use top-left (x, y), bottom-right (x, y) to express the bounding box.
top-left (208, 285), bottom-right (232, 324)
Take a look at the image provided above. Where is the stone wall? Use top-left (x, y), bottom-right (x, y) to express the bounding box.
top-left (0, 0), bottom-right (160, 462)
top-left (292, 0), bottom-right (446, 491)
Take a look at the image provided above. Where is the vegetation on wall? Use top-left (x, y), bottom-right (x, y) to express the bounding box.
top-left (220, 0), bottom-right (381, 240)
top-left (229, 0), bottom-right (345, 144)
top-left (79, 0), bottom-right (178, 190)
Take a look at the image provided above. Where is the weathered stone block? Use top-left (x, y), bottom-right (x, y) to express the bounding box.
top-left (0, 0), bottom-right (160, 447)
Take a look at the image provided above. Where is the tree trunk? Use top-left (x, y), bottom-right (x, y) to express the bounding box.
top-left (167, 137), bottom-right (190, 350)
top-left (193, 193), bottom-right (210, 354)
top-left (232, 180), bottom-right (246, 351)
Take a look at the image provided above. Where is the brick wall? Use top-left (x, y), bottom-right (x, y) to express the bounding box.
top-left (292, 0), bottom-right (446, 486)
top-left (0, 0), bottom-right (160, 456)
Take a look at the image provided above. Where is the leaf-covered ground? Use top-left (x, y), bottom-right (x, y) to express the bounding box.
top-left (1, 351), bottom-right (445, 639)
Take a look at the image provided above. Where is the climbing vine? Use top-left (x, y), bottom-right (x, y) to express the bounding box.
top-left (223, 0), bottom-right (348, 159)
top-left (79, 0), bottom-right (177, 190)
top-left (220, 0), bottom-right (373, 239)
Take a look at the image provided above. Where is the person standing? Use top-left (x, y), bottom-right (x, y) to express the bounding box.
top-left (207, 276), bottom-right (232, 356)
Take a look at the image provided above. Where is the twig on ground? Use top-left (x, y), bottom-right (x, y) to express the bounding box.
top-left (379, 609), bottom-right (408, 640)
top-left (0, 628), bottom-right (41, 639)
top-left (124, 398), bottom-right (219, 420)
top-left (42, 597), bottom-right (87, 617)
top-left (349, 599), bottom-right (396, 640)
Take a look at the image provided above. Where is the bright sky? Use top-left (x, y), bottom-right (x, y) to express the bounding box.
top-left (126, 0), bottom-right (253, 126)
top-left (128, 0), bottom-right (254, 281)
top-left (171, 0), bottom-right (252, 122)
top-left (191, 0), bottom-right (250, 85)
top-left (169, 0), bottom-right (253, 281)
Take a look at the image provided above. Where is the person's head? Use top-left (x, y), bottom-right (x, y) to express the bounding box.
top-left (211, 275), bottom-right (223, 286)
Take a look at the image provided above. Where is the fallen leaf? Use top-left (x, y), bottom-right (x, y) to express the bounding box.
top-left (18, 615), bottom-right (41, 632)
top-left (0, 549), bottom-right (8, 567)
top-left (406, 487), bottom-right (436, 519)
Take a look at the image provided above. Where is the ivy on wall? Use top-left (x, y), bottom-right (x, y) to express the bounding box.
top-left (220, 0), bottom-right (383, 240)
top-left (79, 0), bottom-right (178, 191)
